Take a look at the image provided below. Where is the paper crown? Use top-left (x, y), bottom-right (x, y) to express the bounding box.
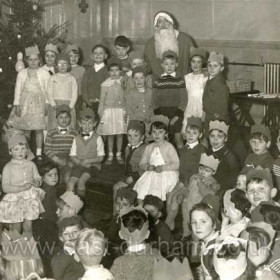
top-left (45, 43), bottom-right (58, 54)
top-left (25, 45), bottom-right (40, 56)
top-left (151, 114), bottom-right (169, 126)
top-left (66, 44), bottom-right (79, 53)
top-left (129, 50), bottom-right (144, 62)
top-left (8, 134), bottom-right (27, 150)
top-left (208, 51), bottom-right (224, 65)
top-left (187, 116), bottom-right (203, 130)
top-left (2, 230), bottom-right (40, 261)
top-left (60, 191), bottom-right (83, 213)
top-left (247, 166), bottom-right (273, 187)
top-left (79, 107), bottom-right (95, 119)
top-left (190, 47), bottom-right (206, 60)
top-left (199, 153), bottom-right (220, 171)
top-left (209, 120), bottom-right (229, 135)
top-left (251, 124), bottom-right (271, 141)
top-left (162, 50), bottom-right (177, 60)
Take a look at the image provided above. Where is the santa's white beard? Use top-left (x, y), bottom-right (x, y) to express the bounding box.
top-left (154, 27), bottom-right (179, 59)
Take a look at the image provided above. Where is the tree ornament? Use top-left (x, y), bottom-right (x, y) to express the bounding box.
top-left (0, 68), bottom-right (3, 73)
top-left (33, 4), bottom-right (38, 11)
top-left (15, 52), bottom-right (25, 72)
top-left (17, 33), bottom-right (21, 39)
top-left (8, 56), bottom-right (12, 60)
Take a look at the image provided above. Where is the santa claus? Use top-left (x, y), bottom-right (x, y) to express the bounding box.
top-left (144, 11), bottom-right (196, 78)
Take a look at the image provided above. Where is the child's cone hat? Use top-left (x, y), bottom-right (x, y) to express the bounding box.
top-left (45, 43), bottom-right (59, 54)
top-left (187, 116), bottom-right (203, 130)
top-left (25, 45), bottom-right (40, 56)
top-left (190, 47), bottom-right (206, 60)
top-left (247, 166), bottom-right (273, 187)
top-left (208, 51), bottom-right (224, 65)
top-left (209, 120), bottom-right (229, 136)
top-left (199, 153), bottom-right (220, 172)
top-left (60, 191), bottom-right (83, 213)
top-left (251, 124), bottom-right (271, 141)
top-left (151, 114), bottom-right (169, 126)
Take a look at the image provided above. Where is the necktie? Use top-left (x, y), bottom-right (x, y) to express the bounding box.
top-left (185, 144), bottom-right (191, 149)
top-left (49, 70), bottom-right (54, 75)
top-left (82, 133), bottom-right (90, 137)
top-left (60, 128), bottom-right (67, 132)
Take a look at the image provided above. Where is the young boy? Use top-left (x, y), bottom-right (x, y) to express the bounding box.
top-left (125, 67), bottom-right (154, 135)
top-left (273, 133), bottom-right (280, 191)
top-left (56, 191), bottom-right (84, 222)
top-left (242, 124), bottom-right (274, 174)
top-left (112, 120), bottom-right (147, 201)
top-left (208, 120), bottom-right (240, 197)
top-left (153, 50), bottom-right (187, 148)
top-left (122, 51), bottom-right (152, 91)
top-left (202, 52), bottom-right (229, 135)
top-left (68, 107), bottom-right (105, 195)
top-left (81, 44), bottom-right (109, 113)
top-left (246, 167), bottom-right (278, 211)
top-left (113, 35), bottom-right (132, 74)
top-left (44, 104), bottom-right (79, 183)
top-left (51, 216), bottom-right (85, 280)
top-left (143, 194), bottom-right (174, 258)
top-left (76, 228), bottom-right (114, 280)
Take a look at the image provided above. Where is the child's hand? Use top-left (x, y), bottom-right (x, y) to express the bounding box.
top-left (23, 182), bottom-right (32, 190)
top-left (155, 165), bottom-right (163, 173)
top-left (32, 179), bottom-right (41, 188)
top-left (147, 165), bottom-right (155, 171)
top-left (80, 159), bottom-right (91, 168)
top-left (15, 105), bottom-right (21, 117)
top-left (57, 158), bottom-right (67, 167)
top-left (170, 116), bottom-right (178, 126)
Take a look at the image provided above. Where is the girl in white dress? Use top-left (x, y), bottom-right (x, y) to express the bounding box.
top-left (133, 115), bottom-right (179, 204)
top-left (182, 47), bottom-right (208, 134)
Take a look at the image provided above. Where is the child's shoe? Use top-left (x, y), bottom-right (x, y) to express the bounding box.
top-left (105, 155), bottom-right (114, 165)
top-left (116, 153), bottom-right (124, 164)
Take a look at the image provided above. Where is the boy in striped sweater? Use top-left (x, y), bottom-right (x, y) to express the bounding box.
top-left (44, 104), bottom-right (79, 184)
top-left (153, 50), bottom-right (187, 148)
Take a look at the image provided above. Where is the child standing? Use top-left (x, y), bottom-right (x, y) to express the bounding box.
top-left (76, 228), bottom-right (114, 280)
top-left (66, 44), bottom-right (86, 116)
top-left (0, 134), bottom-right (44, 234)
top-left (8, 45), bottom-right (50, 159)
top-left (125, 66), bottom-right (154, 135)
top-left (182, 47), bottom-right (207, 133)
top-left (47, 53), bottom-right (78, 130)
top-left (113, 35), bottom-right (132, 74)
top-left (202, 51), bottom-right (229, 135)
top-left (42, 43), bottom-right (59, 75)
top-left (153, 50), bottom-right (187, 148)
top-left (208, 120), bottom-right (240, 197)
top-left (242, 124), bottom-right (274, 173)
top-left (44, 104), bottom-right (79, 184)
top-left (82, 44), bottom-right (108, 113)
top-left (97, 58), bottom-right (126, 164)
top-left (273, 133), bottom-right (280, 190)
top-left (133, 115), bottom-right (179, 204)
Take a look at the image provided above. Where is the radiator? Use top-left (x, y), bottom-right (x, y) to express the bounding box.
top-left (264, 63), bottom-right (280, 94)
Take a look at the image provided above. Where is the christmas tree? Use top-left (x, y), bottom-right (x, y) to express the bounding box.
top-left (0, 0), bottom-right (68, 118)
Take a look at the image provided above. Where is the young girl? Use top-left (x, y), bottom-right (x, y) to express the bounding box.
top-left (190, 201), bottom-right (221, 280)
top-left (8, 45), bottom-right (50, 160)
top-left (133, 115), bottom-right (179, 204)
top-left (47, 53), bottom-right (78, 130)
top-left (42, 43), bottom-right (59, 75)
top-left (181, 47), bottom-right (207, 133)
top-left (0, 134), bottom-right (44, 234)
top-left (97, 57), bottom-right (127, 164)
top-left (66, 44), bottom-right (85, 116)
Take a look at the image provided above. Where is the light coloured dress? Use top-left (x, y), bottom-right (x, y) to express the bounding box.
top-left (133, 146), bottom-right (178, 201)
top-left (182, 73), bottom-right (207, 131)
top-left (0, 159), bottom-right (45, 223)
top-left (9, 69), bottom-right (47, 130)
top-left (97, 78), bottom-right (127, 135)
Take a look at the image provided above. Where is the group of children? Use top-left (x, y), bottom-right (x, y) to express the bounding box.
top-left (0, 30), bottom-right (280, 280)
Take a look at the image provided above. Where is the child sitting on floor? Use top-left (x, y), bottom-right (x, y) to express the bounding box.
top-left (133, 115), bottom-right (179, 205)
top-left (76, 228), bottom-right (114, 280)
top-left (242, 124), bottom-right (274, 173)
top-left (51, 216), bottom-right (85, 280)
top-left (44, 104), bottom-right (79, 184)
top-left (68, 107), bottom-right (105, 196)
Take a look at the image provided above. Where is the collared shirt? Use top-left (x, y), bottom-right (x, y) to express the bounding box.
top-left (58, 126), bottom-right (70, 134)
top-left (94, 62), bottom-right (105, 72)
top-left (127, 243), bottom-right (147, 253)
top-left (70, 132), bottom-right (105, 157)
top-left (161, 72), bottom-right (176, 77)
top-left (81, 265), bottom-right (113, 280)
top-left (212, 144), bottom-right (225, 153)
top-left (185, 141), bottom-right (199, 149)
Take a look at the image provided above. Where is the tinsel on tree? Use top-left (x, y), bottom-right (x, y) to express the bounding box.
top-left (0, 0), bottom-right (68, 117)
